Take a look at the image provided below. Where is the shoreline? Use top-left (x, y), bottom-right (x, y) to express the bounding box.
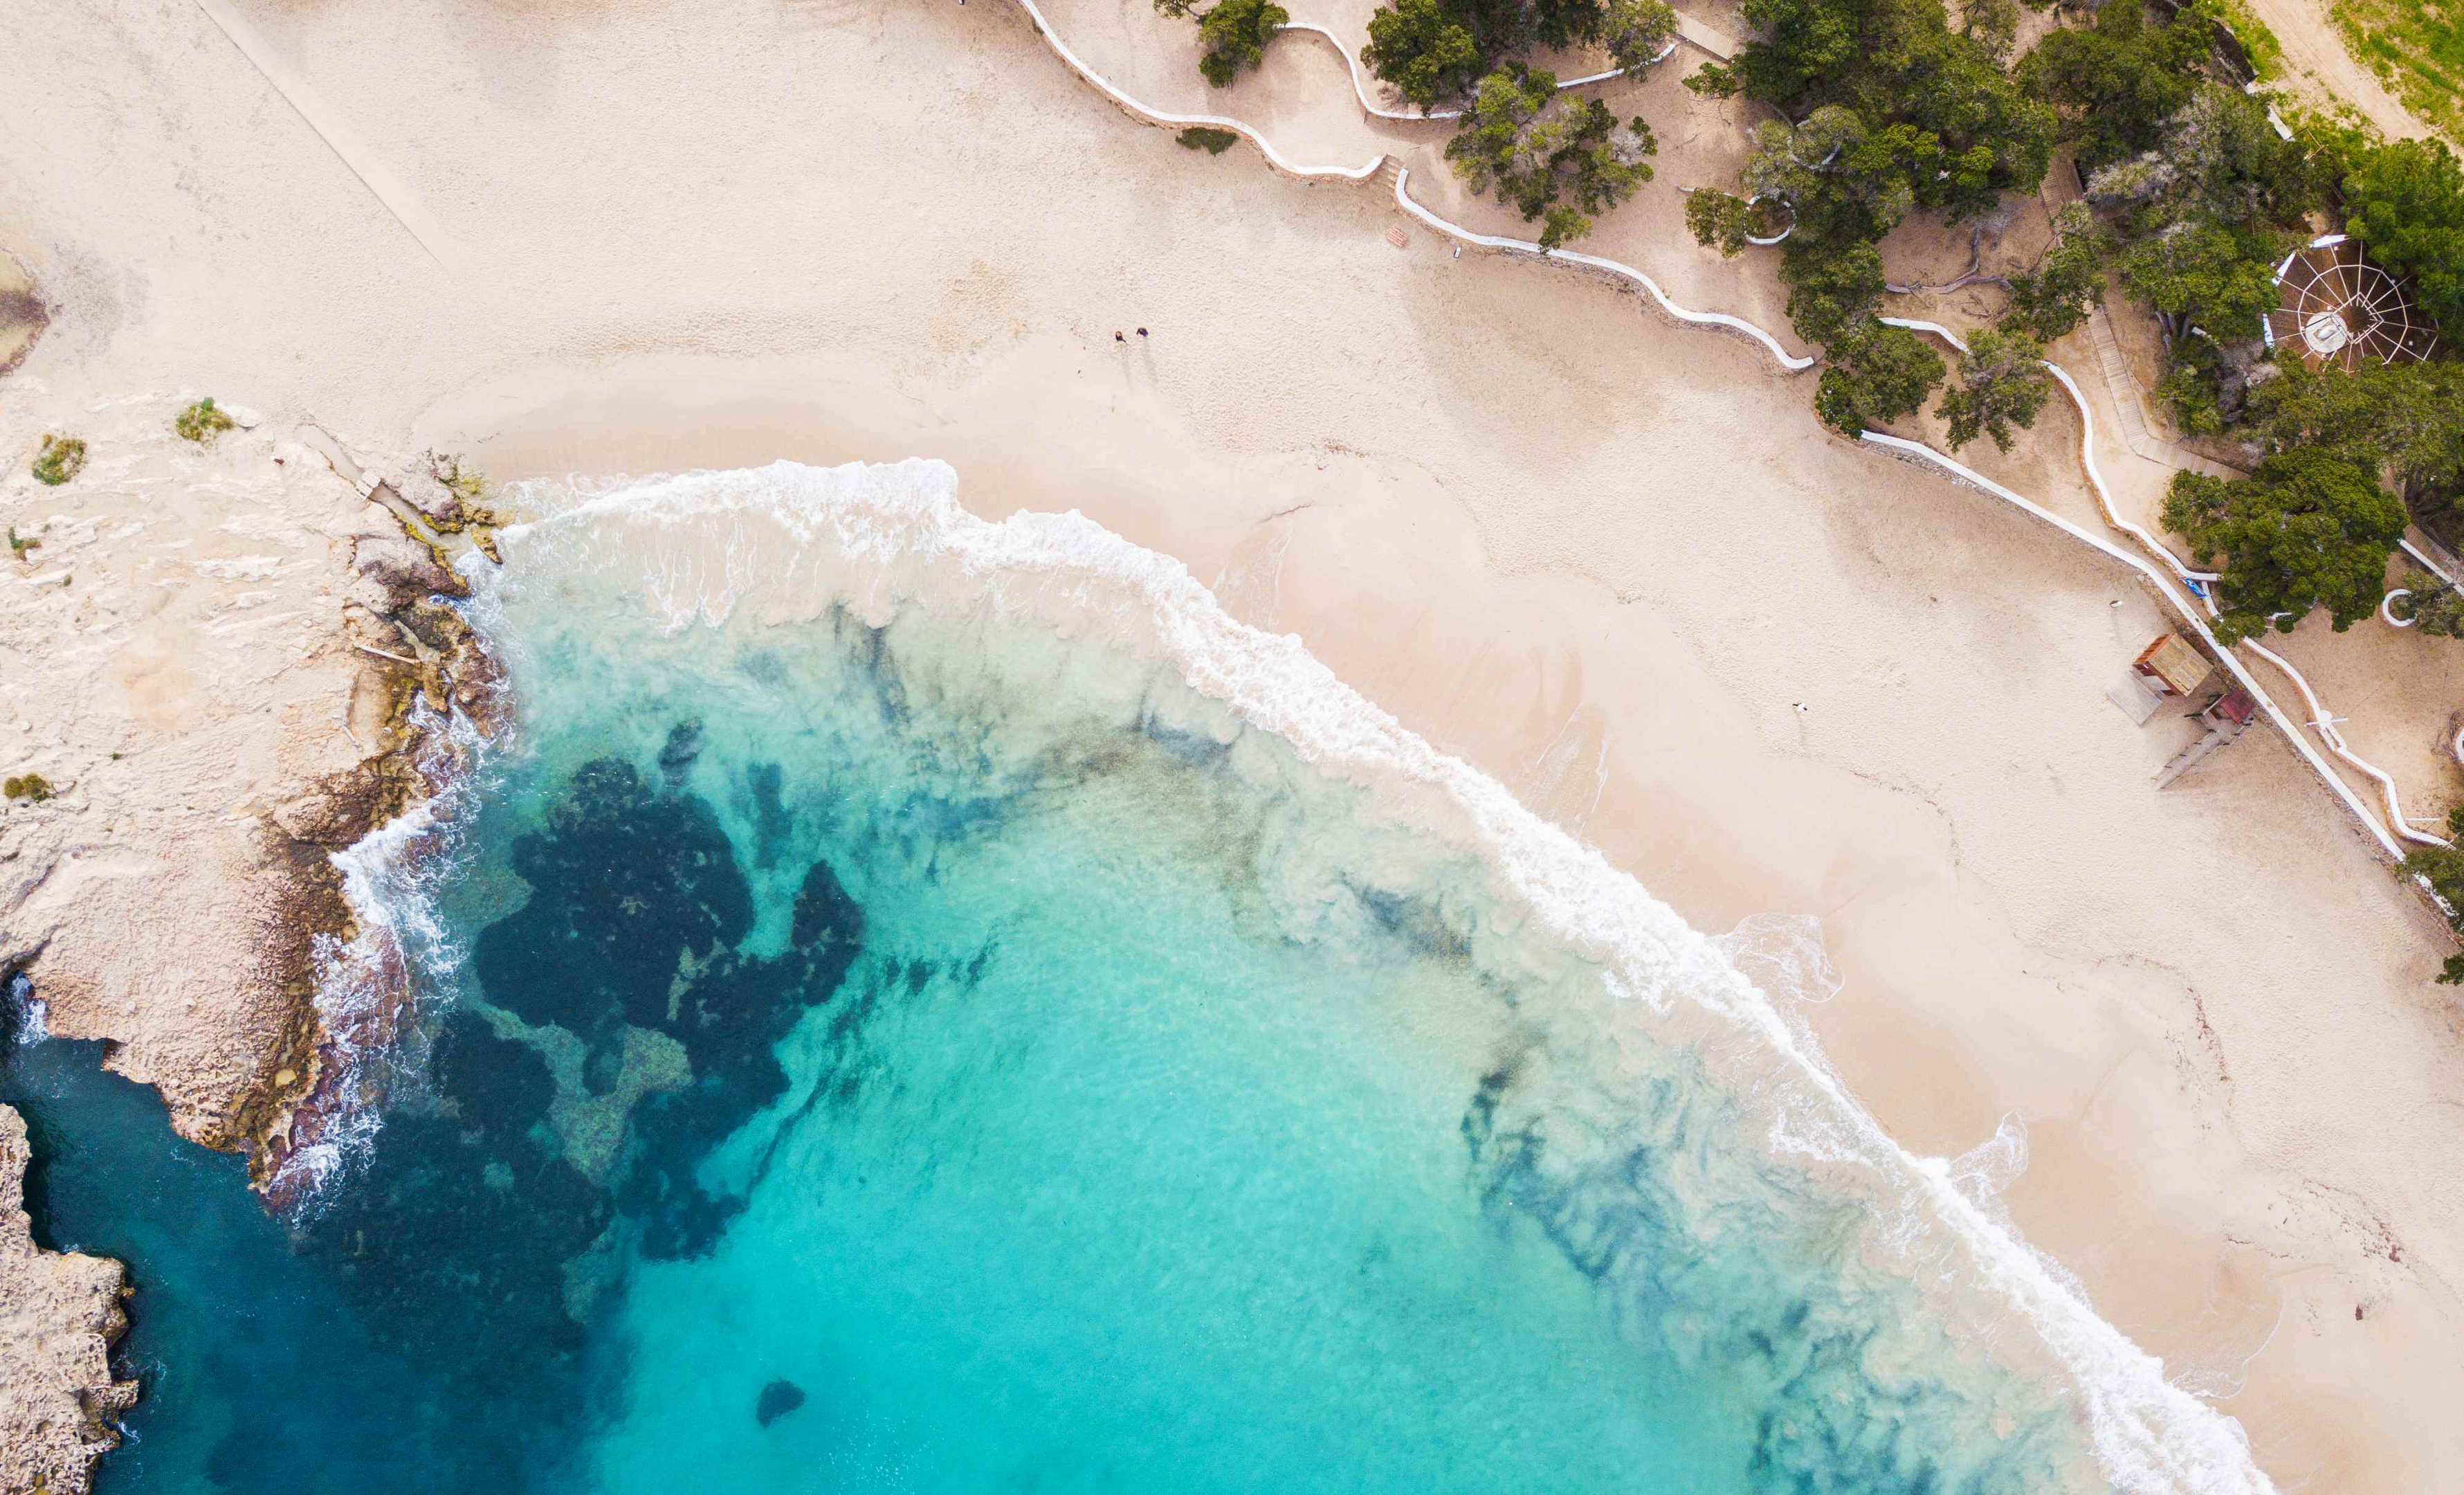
top-left (486, 454), bottom-right (2272, 1491)
top-left (5, 0), bottom-right (2461, 1487)
top-left (430, 344), bottom-right (2464, 1492)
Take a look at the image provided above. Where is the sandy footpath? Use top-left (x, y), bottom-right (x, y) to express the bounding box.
top-left (3, 1), bottom-right (2462, 1492)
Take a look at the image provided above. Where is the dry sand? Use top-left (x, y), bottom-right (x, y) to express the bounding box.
top-left (3, 1), bottom-right (2463, 1492)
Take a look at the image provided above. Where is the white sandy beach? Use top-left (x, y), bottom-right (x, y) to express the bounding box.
top-left (4, 1), bottom-right (2463, 1492)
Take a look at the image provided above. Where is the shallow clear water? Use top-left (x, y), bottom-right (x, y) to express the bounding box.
top-left (3, 460), bottom-right (2267, 1494)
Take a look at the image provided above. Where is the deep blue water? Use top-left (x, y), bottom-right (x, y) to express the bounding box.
top-left (0, 461), bottom-right (2180, 1495)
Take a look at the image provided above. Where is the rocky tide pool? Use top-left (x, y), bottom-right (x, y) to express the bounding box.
top-left (3, 460), bottom-right (2270, 1494)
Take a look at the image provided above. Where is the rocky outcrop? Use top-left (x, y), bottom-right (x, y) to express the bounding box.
top-left (1, 397), bottom-right (506, 1184)
top-left (0, 1103), bottom-right (136, 1495)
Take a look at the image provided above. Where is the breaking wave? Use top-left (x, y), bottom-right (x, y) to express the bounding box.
top-left (446, 457), bottom-right (2273, 1495)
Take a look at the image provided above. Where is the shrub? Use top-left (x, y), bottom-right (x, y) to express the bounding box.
top-left (174, 397), bottom-right (235, 444)
top-left (2, 774), bottom-right (54, 803)
top-left (30, 435), bottom-right (84, 486)
top-left (2392, 573), bottom-right (2464, 637)
top-left (1176, 127), bottom-right (1241, 154)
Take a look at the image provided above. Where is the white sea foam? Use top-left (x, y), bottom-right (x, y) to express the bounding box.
top-left (6, 973), bottom-right (47, 1046)
top-left (274, 704), bottom-right (491, 1212)
top-left (475, 457), bottom-right (2273, 1495)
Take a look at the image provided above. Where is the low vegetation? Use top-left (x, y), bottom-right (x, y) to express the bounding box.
top-left (6, 527), bottom-right (37, 560)
top-left (428, 451), bottom-right (489, 507)
top-left (30, 434), bottom-right (84, 486)
top-left (2328, 0), bottom-right (2464, 141)
top-left (174, 396), bottom-right (235, 444)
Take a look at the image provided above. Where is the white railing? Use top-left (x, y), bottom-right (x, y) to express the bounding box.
top-left (1861, 433), bottom-right (2415, 858)
top-left (1006, 0), bottom-right (2443, 855)
top-left (1275, 22), bottom-right (1659, 123)
top-left (1391, 167), bottom-right (1816, 370)
top-left (1012, 0), bottom-right (1385, 180)
top-left (1882, 323), bottom-right (2443, 851)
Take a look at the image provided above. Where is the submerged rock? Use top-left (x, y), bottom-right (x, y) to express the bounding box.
top-left (657, 718), bottom-right (704, 785)
top-left (754, 1378), bottom-right (807, 1428)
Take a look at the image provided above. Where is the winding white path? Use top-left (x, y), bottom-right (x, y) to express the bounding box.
top-left (1006, 0), bottom-right (2443, 858)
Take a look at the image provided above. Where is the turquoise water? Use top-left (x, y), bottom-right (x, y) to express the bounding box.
top-left (3, 460), bottom-right (2267, 1494)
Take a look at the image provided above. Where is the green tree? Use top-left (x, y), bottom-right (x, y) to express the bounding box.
top-left (1936, 327), bottom-right (2052, 451)
top-left (2393, 573), bottom-right (2464, 637)
top-left (2161, 449), bottom-right (2407, 641)
top-left (2003, 202), bottom-right (2112, 340)
top-left (1361, 0), bottom-right (1483, 105)
top-left (2019, 0), bottom-right (2207, 168)
top-left (2118, 220), bottom-right (2282, 338)
top-left (1599, 0), bottom-right (1679, 69)
top-left (2340, 136), bottom-right (2464, 340)
top-left (2398, 813), bottom-right (2464, 984)
top-left (1813, 320), bottom-right (1947, 434)
top-left (1192, 0), bottom-right (1290, 86)
top-left (1686, 188), bottom-right (1773, 254)
top-left (1445, 64), bottom-right (1656, 247)
top-left (2245, 361), bottom-right (2464, 511)
top-left (1722, 0), bottom-right (2055, 219)
top-left (1780, 237), bottom-right (1886, 344)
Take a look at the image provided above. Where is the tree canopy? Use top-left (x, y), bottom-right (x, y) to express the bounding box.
top-left (1361, 0), bottom-right (1484, 105)
top-left (2002, 203), bottom-right (2112, 341)
top-left (1936, 327), bottom-right (2052, 451)
top-left (1705, 0), bottom-right (2055, 221)
top-left (2245, 361), bottom-right (2464, 515)
top-left (1361, 0), bottom-right (1674, 106)
top-left (1812, 320), bottom-right (1946, 434)
top-left (1193, 0), bottom-right (1289, 86)
top-left (2020, 0), bottom-right (2209, 169)
top-left (2339, 136), bottom-right (2464, 341)
top-left (2115, 220), bottom-right (2281, 340)
top-left (1445, 64), bottom-right (1657, 246)
top-left (2161, 449), bottom-right (2407, 642)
